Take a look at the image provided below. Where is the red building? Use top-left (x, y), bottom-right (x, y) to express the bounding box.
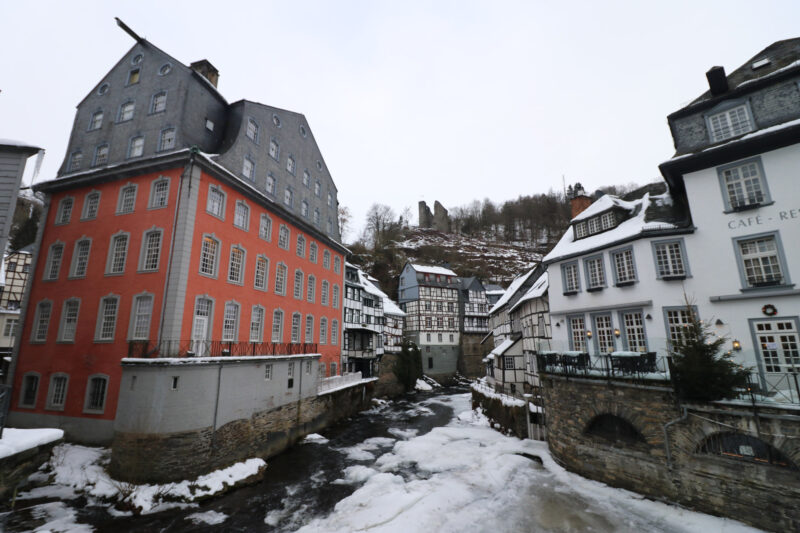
top-left (8, 28), bottom-right (346, 443)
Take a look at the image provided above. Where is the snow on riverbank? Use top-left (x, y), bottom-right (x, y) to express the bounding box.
top-left (296, 392), bottom-right (762, 533)
top-left (19, 444), bottom-right (264, 516)
top-left (0, 428), bottom-right (63, 459)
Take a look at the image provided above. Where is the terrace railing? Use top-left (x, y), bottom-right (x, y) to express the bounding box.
top-left (128, 340), bottom-right (318, 358)
top-left (734, 370), bottom-right (800, 406)
top-left (535, 352), bottom-right (672, 382)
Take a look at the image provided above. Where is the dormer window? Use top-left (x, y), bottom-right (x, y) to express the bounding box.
top-left (573, 210), bottom-right (619, 240)
top-left (708, 104), bottom-right (753, 143)
top-left (600, 211), bottom-right (615, 230)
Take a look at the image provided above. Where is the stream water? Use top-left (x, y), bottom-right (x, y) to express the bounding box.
top-left (1, 386), bottom-right (759, 533)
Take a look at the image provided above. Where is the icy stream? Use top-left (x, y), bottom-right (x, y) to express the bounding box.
top-left (1, 387), bottom-right (762, 532)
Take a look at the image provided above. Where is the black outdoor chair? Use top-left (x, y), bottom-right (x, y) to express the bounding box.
top-left (639, 352), bottom-right (657, 373)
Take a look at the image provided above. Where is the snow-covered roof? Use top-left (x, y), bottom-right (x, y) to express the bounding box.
top-left (571, 195), bottom-right (636, 223)
top-left (409, 264), bottom-right (457, 276)
top-left (0, 139), bottom-right (41, 151)
top-left (383, 297), bottom-right (405, 317)
top-left (543, 192), bottom-right (687, 264)
top-left (509, 272), bottom-right (548, 313)
top-left (358, 269), bottom-right (387, 299)
top-left (489, 338), bottom-right (517, 357)
top-left (489, 268), bottom-right (537, 315)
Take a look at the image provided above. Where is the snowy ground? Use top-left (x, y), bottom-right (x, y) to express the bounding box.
top-left (296, 393), bottom-right (762, 533)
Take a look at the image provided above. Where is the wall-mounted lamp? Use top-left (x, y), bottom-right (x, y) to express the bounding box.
top-left (645, 314), bottom-right (652, 320)
top-left (715, 319), bottom-right (724, 326)
top-left (613, 328), bottom-right (621, 338)
top-left (586, 330), bottom-right (593, 339)
top-left (555, 322), bottom-right (561, 328)
top-left (732, 339), bottom-right (742, 351)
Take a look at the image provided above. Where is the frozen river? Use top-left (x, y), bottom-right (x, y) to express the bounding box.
top-left (2, 387), bottom-right (761, 532)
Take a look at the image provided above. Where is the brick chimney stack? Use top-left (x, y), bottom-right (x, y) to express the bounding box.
top-left (569, 184), bottom-right (593, 218)
top-left (190, 60), bottom-right (220, 88)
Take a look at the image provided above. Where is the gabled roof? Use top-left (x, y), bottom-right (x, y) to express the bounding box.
top-left (543, 191), bottom-right (690, 264)
top-left (509, 272), bottom-right (548, 313)
top-left (489, 267), bottom-right (537, 315)
top-left (354, 267), bottom-right (405, 317)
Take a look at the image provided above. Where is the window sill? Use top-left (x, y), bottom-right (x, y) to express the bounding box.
top-left (615, 281), bottom-right (636, 287)
top-left (205, 211), bottom-right (225, 221)
top-left (586, 286), bottom-right (604, 293)
top-left (93, 339), bottom-right (115, 344)
top-left (723, 201), bottom-right (774, 214)
top-left (198, 272), bottom-right (218, 280)
top-left (136, 269), bottom-right (159, 274)
top-left (104, 272), bottom-right (125, 277)
top-left (82, 409), bottom-right (106, 415)
top-left (79, 217), bottom-right (97, 222)
top-left (562, 291), bottom-right (579, 296)
top-left (45, 406), bottom-right (66, 412)
top-left (660, 275), bottom-right (687, 281)
top-left (115, 211), bottom-right (135, 216)
top-left (147, 205), bottom-right (168, 211)
top-left (741, 282), bottom-right (794, 292)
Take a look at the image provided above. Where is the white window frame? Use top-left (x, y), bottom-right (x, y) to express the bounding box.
top-left (734, 232), bottom-right (789, 289)
top-left (57, 298), bottom-right (81, 343)
top-left (320, 318), bottom-right (328, 344)
top-left (294, 269), bottom-right (304, 299)
top-left (159, 128), bottom-right (176, 151)
top-left (116, 184), bottom-right (138, 214)
top-left (271, 309), bottom-right (284, 342)
top-left (138, 228), bottom-right (163, 272)
top-left (128, 135), bottom-right (144, 159)
top-left (234, 200), bottom-right (250, 230)
top-left (309, 243), bottom-right (318, 263)
top-left (321, 280), bottom-right (329, 306)
top-left (105, 232), bottom-right (130, 275)
top-left (652, 239), bottom-right (689, 279)
top-left (199, 234), bottom-right (221, 278)
top-left (296, 235), bottom-right (306, 257)
top-left (82, 191), bottom-right (101, 220)
top-left (228, 245), bottom-right (246, 285)
top-left (55, 197), bottom-right (74, 225)
top-left (275, 263), bottom-right (288, 295)
top-left (44, 242), bottom-right (65, 281)
top-left (291, 312), bottom-right (301, 343)
top-left (259, 214), bottom-right (272, 241)
top-left (206, 185), bottom-right (226, 219)
top-left (584, 255), bottom-right (606, 290)
top-left (254, 255), bottom-right (269, 291)
top-left (717, 157), bottom-right (771, 212)
top-left (46, 373), bottom-right (69, 411)
top-left (95, 295), bottom-right (120, 342)
top-left (307, 275), bottom-right (316, 302)
top-left (83, 374), bottom-right (109, 414)
top-left (278, 225), bottom-right (290, 250)
top-left (31, 300), bottom-right (52, 343)
top-left (148, 177), bottom-right (170, 209)
top-left (611, 247), bottom-right (637, 285)
top-left (128, 292), bottom-right (154, 341)
top-left (561, 261), bottom-right (579, 294)
top-left (707, 102), bottom-right (753, 143)
top-left (222, 301), bottom-right (240, 342)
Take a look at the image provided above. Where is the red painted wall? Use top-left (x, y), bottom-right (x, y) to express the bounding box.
top-left (183, 171), bottom-right (344, 375)
top-left (12, 168), bottom-right (181, 421)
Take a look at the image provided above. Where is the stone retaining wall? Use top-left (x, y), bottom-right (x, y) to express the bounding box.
top-left (542, 374), bottom-right (800, 532)
top-left (471, 386), bottom-right (528, 439)
top-left (110, 382), bottom-right (374, 483)
top-left (0, 438), bottom-right (63, 501)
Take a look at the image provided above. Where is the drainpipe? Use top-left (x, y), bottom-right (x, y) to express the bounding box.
top-left (210, 360), bottom-right (223, 458)
top-left (663, 406), bottom-right (688, 470)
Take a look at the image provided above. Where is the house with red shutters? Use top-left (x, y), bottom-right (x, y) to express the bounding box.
top-left (7, 22), bottom-right (347, 444)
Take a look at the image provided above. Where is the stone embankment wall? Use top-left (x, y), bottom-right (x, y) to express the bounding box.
top-left (459, 333), bottom-right (490, 378)
top-left (0, 437), bottom-right (63, 500)
top-left (471, 382), bottom-right (528, 438)
top-left (542, 374), bottom-right (800, 532)
top-left (374, 352), bottom-right (405, 398)
top-left (110, 356), bottom-right (374, 483)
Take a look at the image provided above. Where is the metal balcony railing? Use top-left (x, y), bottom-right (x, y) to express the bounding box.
top-left (127, 340), bottom-right (319, 358)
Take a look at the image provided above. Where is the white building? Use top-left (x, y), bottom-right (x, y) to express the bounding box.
top-left (398, 263), bottom-right (460, 378)
top-left (382, 295), bottom-right (405, 355)
top-left (342, 263), bottom-right (384, 377)
top-left (508, 272), bottom-right (551, 392)
top-left (546, 39), bottom-right (800, 395)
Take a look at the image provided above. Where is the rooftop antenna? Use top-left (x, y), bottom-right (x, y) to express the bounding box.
top-left (115, 17), bottom-right (144, 42)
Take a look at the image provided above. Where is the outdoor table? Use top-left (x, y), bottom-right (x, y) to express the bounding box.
top-left (609, 351), bottom-right (641, 375)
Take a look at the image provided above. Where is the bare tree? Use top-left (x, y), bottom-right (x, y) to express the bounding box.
top-left (365, 203), bottom-right (399, 249)
top-left (338, 205), bottom-right (352, 242)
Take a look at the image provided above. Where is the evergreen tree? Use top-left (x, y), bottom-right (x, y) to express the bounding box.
top-left (393, 340), bottom-right (423, 391)
top-left (669, 304), bottom-right (750, 402)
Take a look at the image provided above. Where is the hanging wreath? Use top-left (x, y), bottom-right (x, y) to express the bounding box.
top-left (762, 304), bottom-right (777, 317)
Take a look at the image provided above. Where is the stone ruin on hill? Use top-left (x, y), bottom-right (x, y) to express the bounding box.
top-left (418, 200), bottom-right (451, 233)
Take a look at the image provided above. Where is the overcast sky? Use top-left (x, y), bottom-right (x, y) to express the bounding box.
top-left (3, 1), bottom-right (799, 242)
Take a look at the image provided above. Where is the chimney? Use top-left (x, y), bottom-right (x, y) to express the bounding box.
top-left (570, 194), bottom-right (593, 219)
top-left (190, 60), bottom-right (220, 88)
top-left (706, 66), bottom-right (728, 96)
